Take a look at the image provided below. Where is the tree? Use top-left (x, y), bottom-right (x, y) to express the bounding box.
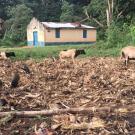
top-left (106, 0), bottom-right (114, 27)
top-left (24, 0), bottom-right (62, 21)
top-left (60, 0), bottom-right (74, 22)
top-left (67, 0), bottom-right (91, 6)
top-left (1, 0), bottom-right (135, 43)
top-left (84, 0), bottom-right (135, 28)
top-left (60, 0), bottom-right (84, 22)
top-left (5, 4), bottom-right (33, 41)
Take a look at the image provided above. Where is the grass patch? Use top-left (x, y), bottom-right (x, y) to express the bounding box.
top-left (0, 43), bottom-right (121, 60)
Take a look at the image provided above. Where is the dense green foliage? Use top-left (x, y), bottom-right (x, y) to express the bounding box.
top-left (5, 4), bottom-right (33, 41)
top-left (0, 0), bottom-right (135, 48)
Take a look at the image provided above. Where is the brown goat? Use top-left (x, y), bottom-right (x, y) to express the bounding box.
top-left (120, 46), bottom-right (135, 66)
top-left (59, 49), bottom-right (86, 63)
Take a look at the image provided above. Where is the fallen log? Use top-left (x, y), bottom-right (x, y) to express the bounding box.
top-left (0, 105), bottom-right (134, 117)
top-left (1, 108), bottom-right (94, 117)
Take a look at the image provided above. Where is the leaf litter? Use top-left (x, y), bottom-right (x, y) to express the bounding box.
top-left (0, 57), bottom-right (135, 134)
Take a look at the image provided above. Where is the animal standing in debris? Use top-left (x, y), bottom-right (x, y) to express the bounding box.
top-left (0, 79), bottom-right (2, 89)
top-left (120, 46), bottom-right (135, 66)
top-left (0, 51), bottom-right (16, 59)
top-left (59, 49), bottom-right (86, 63)
top-left (0, 99), bottom-right (8, 106)
top-left (11, 72), bottom-right (20, 88)
top-left (22, 64), bottom-right (31, 74)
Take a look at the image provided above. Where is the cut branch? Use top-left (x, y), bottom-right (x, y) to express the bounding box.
top-left (117, 8), bottom-right (127, 19)
top-left (116, 2), bottom-right (129, 19)
top-left (0, 105), bottom-right (134, 117)
top-left (84, 9), bottom-right (104, 27)
top-left (80, 18), bottom-right (89, 23)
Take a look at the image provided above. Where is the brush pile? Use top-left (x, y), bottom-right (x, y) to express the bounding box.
top-left (0, 57), bottom-right (135, 134)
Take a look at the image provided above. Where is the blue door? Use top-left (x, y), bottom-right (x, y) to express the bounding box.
top-left (33, 31), bottom-right (38, 46)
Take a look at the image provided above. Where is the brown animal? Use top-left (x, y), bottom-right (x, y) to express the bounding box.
top-left (59, 49), bottom-right (86, 63)
top-left (21, 64), bottom-right (31, 74)
top-left (11, 72), bottom-right (20, 88)
top-left (0, 51), bottom-right (15, 59)
top-left (120, 46), bottom-right (135, 66)
top-left (0, 52), bottom-right (7, 59)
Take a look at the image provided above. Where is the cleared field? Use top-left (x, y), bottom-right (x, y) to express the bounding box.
top-left (0, 57), bottom-right (135, 134)
top-left (0, 44), bottom-right (121, 60)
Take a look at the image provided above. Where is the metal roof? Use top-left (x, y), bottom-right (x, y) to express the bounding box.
top-left (41, 22), bottom-right (95, 29)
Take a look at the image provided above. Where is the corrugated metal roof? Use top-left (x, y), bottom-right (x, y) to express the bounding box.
top-left (41, 22), bottom-right (95, 29)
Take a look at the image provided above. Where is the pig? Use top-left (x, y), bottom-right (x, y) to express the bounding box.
top-left (120, 46), bottom-right (135, 66)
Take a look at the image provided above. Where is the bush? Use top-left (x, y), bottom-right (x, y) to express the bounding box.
top-left (106, 24), bottom-right (121, 48)
top-left (0, 39), bottom-right (14, 47)
top-left (17, 41), bottom-right (27, 47)
top-left (130, 25), bottom-right (135, 44)
top-left (105, 23), bottom-right (131, 49)
top-left (95, 40), bottom-right (107, 49)
top-left (0, 38), bottom-right (27, 48)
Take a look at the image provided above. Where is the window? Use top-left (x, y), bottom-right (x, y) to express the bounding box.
top-left (55, 29), bottom-right (60, 38)
top-left (83, 30), bottom-right (87, 38)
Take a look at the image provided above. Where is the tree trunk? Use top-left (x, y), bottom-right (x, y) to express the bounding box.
top-left (106, 0), bottom-right (114, 27)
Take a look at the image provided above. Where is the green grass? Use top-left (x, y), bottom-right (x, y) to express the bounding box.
top-left (0, 44), bottom-right (121, 60)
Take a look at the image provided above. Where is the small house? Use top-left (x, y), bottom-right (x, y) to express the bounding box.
top-left (27, 17), bottom-right (96, 46)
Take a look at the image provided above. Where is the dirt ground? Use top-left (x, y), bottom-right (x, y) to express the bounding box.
top-left (0, 57), bottom-right (135, 135)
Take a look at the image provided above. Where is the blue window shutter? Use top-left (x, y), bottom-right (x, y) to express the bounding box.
top-left (83, 30), bottom-right (87, 38)
top-left (55, 29), bottom-right (60, 38)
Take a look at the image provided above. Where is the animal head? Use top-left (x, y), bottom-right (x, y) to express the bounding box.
top-left (75, 49), bottom-right (86, 57)
top-left (77, 49), bottom-right (86, 54)
top-left (0, 52), bottom-right (16, 58)
top-left (6, 52), bottom-right (16, 57)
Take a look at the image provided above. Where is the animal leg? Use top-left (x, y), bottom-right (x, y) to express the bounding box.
top-left (125, 57), bottom-right (129, 66)
top-left (60, 57), bottom-right (66, 63)
top-left (59, 56), bottom-right (63, 62)
top-left (120, 54), bottom-right (123, 60)
top-left (72, 57), bottom-right (75, 64)
top-left (120, 51), bottom-right (125, 59)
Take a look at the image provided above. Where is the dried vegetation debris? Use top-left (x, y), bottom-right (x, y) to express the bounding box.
top-left (0, 57), bottom-right (135, 134)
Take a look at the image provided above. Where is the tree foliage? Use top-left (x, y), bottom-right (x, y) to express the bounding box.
top-left (0, 0), bottom-right (135, 46)
top-left (24, 0), bottom-right (62, 21)
top-left (5, 4), bottom-right (33, 41)
top-left (60, 0), bottom-right (74, 22)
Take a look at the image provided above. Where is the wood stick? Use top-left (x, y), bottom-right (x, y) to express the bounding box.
top-left (62, 123), bottom-right (92, 130)
top-left (0, 105), bottom-right (134, 117)
top-left (0, 108), bottom-right (95, 117)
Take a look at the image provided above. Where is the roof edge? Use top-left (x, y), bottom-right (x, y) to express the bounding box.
top-left (41, 22), bottom-right (96, 29)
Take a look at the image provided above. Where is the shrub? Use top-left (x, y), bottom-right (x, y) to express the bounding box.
top-left (105, 23), bottom-right (131, 49)
top-left (0, 39), bottom-right (15, 47)
top-left (106, 24), bottom-right (122, 48)
top-left (130, 25), bottom-right (135, 44)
